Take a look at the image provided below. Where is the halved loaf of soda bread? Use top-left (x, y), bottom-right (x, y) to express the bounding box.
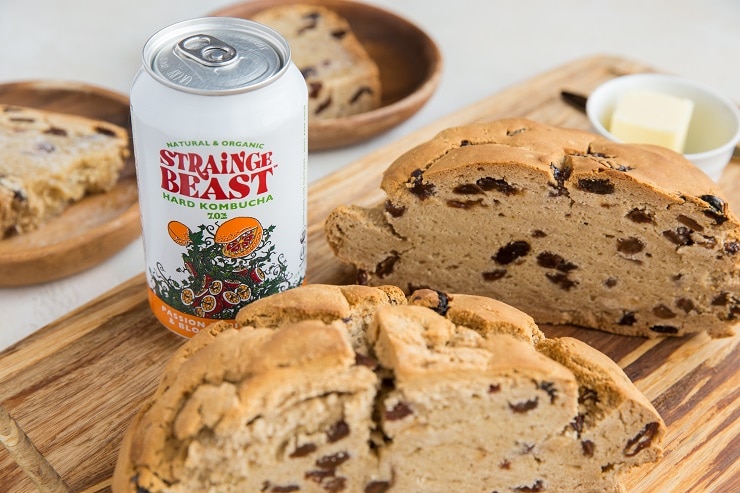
top-left (325, 118), bottom-right (740, 337)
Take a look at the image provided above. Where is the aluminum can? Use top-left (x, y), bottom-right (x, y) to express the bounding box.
top-left (131, 17), bottom-right (308, 338)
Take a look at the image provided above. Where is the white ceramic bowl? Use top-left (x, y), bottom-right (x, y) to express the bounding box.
top-left (586, 73), bottom-right (740, 182)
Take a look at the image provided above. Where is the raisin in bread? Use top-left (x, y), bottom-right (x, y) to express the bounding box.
top-left (113, 285), bottom-right (664, 493)
top-left (325, 118), bottom-right (740, 338)
top-left (252, 4), bottom-right (382, 119)
top-left (0, 104), bottom-right (129, 237)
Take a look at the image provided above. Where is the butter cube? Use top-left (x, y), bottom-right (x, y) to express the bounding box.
top-left (609, 89), bottom-right (694, 153)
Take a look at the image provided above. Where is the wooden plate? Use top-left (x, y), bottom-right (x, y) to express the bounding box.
top-left (210, 0), bottom-right (443, 150)
top-left (0, 80), bottom-right (140, 287)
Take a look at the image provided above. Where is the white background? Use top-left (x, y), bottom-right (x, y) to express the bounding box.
top-left (1, 0), bottom-right (739, 350)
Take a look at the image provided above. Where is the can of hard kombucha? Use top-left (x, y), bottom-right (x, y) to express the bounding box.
top-left (130, 17), bottom-right (308, 337)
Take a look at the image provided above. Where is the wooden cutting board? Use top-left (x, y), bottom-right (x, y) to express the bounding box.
top-left (1, 55), bottom-right (738, 493)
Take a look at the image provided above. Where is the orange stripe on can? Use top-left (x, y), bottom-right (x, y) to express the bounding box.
top-left (147, 288), bottom-right (236, 338)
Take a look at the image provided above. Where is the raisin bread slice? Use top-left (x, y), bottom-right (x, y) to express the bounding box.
top-left (252, 4), bottom-right (382, 119)
top-left (0, 104), bottom-right (129, 237)
top-left (113, 285), bottom-right (664, 493)
top-left (325, 118), bottom-right (740, 337)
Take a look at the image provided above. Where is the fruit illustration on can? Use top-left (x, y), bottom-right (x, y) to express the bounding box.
top-left (215, 217), bottom-right (263, 258)
top-left (167, 220), bottom-right (191, 246)
top-left (146, 215), bottom-right (303, 337)
top-left (249, 268), bottom-right (265, 284)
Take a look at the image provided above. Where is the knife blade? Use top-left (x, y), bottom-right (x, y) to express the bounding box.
top-left (560, 90), bottom-right (740, 160)
top-left (560, 90), bottom-right (588, 112)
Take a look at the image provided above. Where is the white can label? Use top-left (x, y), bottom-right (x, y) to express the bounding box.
top-left (136, 133), bottom-right (306, 337)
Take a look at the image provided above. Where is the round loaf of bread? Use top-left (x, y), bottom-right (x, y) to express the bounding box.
top-left (113, 284), bottom-right (664, 493)
top-left (325, 118), bottom-right (740, 338)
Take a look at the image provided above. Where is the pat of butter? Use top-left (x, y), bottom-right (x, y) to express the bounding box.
top-left (609, 89), bottom-right (694, 153)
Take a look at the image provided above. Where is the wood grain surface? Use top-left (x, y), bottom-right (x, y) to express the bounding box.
top-left (1, 55), bottom-right (738, 493)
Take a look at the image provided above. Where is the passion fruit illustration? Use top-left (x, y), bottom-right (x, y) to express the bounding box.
top-left (209, 280), bottom-right (223, 295)
top-left (167, 220), bottom-right (191, 246)
top-left (201, 295), bottom-right (217, 312)
top-left (223, 290), bottom-right (240, 305)
top-left (214, 217), bottom-right (263, 258)
top-left (237, 283), bottom-right (251, 301)
top-left (180, 288), bottom-right (195, 306)
top-left (149, 213), bottom-right (301, 322)
top-left (249, 267), bottom-right (266, 284)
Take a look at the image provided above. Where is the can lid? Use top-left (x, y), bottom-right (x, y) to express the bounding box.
top-left (142, 17), bottom-right (291, 95)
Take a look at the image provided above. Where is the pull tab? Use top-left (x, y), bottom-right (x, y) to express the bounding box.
top-left (176, 34), bottom-right (237, 67)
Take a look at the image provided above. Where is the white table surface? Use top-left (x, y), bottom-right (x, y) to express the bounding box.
top-left (1, 0), bottom-right (738, 352)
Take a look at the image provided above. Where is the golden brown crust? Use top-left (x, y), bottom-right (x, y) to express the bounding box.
top-left (380, 119), bottom-right (728, 204)
top-left (538, 337), bottom-right (655, 413)
top-left (407, 288), bottom-right (545, 344)
top-left (235, 283), bottom-right (406, 327)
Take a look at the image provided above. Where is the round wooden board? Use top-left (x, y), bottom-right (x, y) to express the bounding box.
top-left (210, 0), bottom-right (443, 150)
top-left (0, 80), bottom-right (140, 287)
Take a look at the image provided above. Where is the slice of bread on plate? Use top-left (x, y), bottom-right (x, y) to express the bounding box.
top-left (0, 104), bottom-right (129, 237)
top-left (252, 4), bottom-right (382, 119)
